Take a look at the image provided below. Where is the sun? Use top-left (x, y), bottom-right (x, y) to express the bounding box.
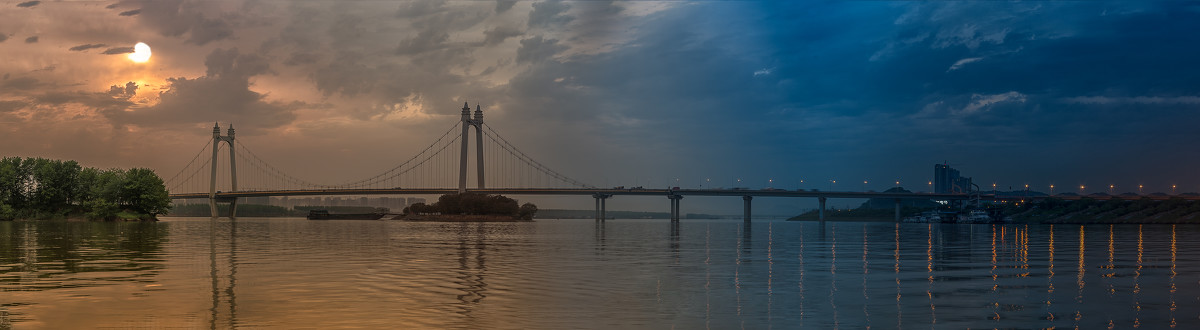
top-left (127, 42), bottom-right (151, 63)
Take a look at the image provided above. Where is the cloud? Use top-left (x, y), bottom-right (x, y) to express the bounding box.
top-left (0, 100), bottom-right (28, 113)
top-left (961, 91), bottom-right (1026, 114)
top-left (24, 36), bottom-right (37, 43)
top-left (482, 25), bottom-right (523, 46)
top-left (101, 46), bottom-right (135, 55)
top-left (947, 57), bottom-right (983, 71)
top-left (16, 1), bottom-right (39, 8)
top-left (496, 0), bottom-right (517, 13)
top-left (107, 48), bottom-right (301, 129)
top-left (133, 0), bottom-right (234, 46)
top-left (1061, 96), bottom-right (1200, 105)
top-left (1, 77), bottom-right (41, 90)
top-left (119, 9), bottom-right (141, 16)
top-left (516, 36), bottom-right (566, 63)
top-left (753, 68), bottom-right (772, 77)
top-left (107, 82), bottom-right (138, 98)
top-left (528, 0), bottom-right (572, 28)
top-left (69, 43), bottom-right (107, 51)
top-left (0, 34), bottom-right (6, 43)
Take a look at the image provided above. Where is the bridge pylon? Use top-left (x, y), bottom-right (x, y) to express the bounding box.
top-left (209, 123), bottom-right (238, 218)
top-left (459, 102), bottom-right (485, 193)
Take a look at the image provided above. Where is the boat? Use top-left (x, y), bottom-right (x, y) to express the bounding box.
top-left (958, 210), bottom-right (992, 223)
top-left (306, 210), bottom-right (386, 220)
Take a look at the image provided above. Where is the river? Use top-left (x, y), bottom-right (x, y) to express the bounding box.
top-left (2, 218), bottom-right (1199, 329)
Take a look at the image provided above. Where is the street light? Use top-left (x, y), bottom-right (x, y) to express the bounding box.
top-left (830, 179), bottom-right (837, 191)
top-left (992, 183), bottom-right (997, 194)
top-left (1080, 185), bottom-right (1086, 194)
top-left (1050, 184), bottom-right (1055, 195)
top-left (1172, 184), bottom-right (1178, 195)
top-left (1139, 184), bottom-right (1144, 195)
top-left (1109, 184), bottom-right (1114, 194)
top-left (768, 178), bottom-right (774, 189)
top-left (863, 180), bottom-right (868, 191)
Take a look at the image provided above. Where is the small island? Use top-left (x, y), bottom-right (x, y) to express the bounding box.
top-left (399, 192), bottom-right (537, 222)
top-left (0, 157), bottom-right (171, 221)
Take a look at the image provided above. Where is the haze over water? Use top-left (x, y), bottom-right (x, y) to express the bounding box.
top-left (3, 218), bottom-right (1200, 329)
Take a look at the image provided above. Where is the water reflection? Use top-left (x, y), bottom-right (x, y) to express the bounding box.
top-left (208, 219), bottom-right (239, 329)
top-left (5, 219), bottom-right (1200, 328)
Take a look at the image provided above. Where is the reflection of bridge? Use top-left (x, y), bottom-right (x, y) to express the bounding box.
top-left (167, 102), bottom-right (973, 221)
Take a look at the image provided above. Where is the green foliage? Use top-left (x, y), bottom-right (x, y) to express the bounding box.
top-left (0, 157), bottom-right (170, 220)
top-left (405, 193), bottom-right (532, 217)
top-left (518, 202), bottom-right (538, 220)
top-left (0, 203), bottom-right (14, 221)
top-left (121, 168), bottom-right (172, 215)
top-left (83, 198), bottom-right (120, 220)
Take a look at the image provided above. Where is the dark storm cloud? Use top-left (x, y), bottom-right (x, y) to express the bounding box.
top-left (528, 0), bottom-right (572, 28)
top-left (131, 0), bottom-right (233, 46)
top-left (101, 46), bottom-right (135, 55)
top-left (0, 34), bottom-right (7, 43)
top-left (395, 29), bottom-right (449, 55)
top-left (0, 100), bottom-right (28, 113)
top-left (482, 25), bottom-right (523, 46)
top-left (495, 0), bottom-right (516, 13)
top-left (119, 9), bottom-right (140, 16)
top-left (515, 36), bottom-right (565, 63)
top-left (16, 1), bottom-right (39, 8)
top-left (107, 48), bottom-right (301, 130)
top-left (24, 36), bottom-right (37, 43)
top-left (68, 43), bottom-right (106, 51)
top-left (2, 77), bottom-right (41, 90)
top-left (105, 3), bottom-right (118, 9)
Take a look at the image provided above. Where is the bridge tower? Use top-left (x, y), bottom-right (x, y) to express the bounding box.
top-left (209, 123), bottom-right (238, 218)
top-left (459, 103), bottom-right (485, 193)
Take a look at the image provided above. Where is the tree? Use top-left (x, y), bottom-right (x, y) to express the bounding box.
top-left (120, 168), bottom-right (171, 216)
top-left (518, 203), bottom-right (538, 220)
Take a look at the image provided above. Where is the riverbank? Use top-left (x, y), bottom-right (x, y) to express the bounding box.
top-left (1002, 198), bottom-right (1200, 224)
top-left (396, 214), bottom-right (532, 222)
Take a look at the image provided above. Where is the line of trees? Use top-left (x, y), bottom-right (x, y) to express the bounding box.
top-left (404, 192), bottom-right (538, 220)
top-left (0, 157), bottom-right (171, 220)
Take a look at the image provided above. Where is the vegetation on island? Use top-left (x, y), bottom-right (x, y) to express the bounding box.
top-left (999, 197), bottom-right (1200, 223)
top-left (0, 157), bottom-right (171, 221)
top-left (403, 192), bottom-right (538, 221)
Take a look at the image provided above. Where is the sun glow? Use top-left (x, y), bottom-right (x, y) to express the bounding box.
top-left (128, 42), bottom-right (151, 63)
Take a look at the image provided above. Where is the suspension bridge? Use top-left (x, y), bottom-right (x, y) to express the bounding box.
top-left (165, 103), bottom-right (974, 221)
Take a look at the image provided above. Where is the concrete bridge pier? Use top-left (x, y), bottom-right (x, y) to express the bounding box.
top-left (818, 197), bottom-right (827, 222)
top-left (894, 198), bottom-right (901, 222)
top-left (668, 195), bottom-right (683, 222)
top-left (593, 193), bottom-right (612, 221)
top-left (742, 196), bottom-right (752, 223)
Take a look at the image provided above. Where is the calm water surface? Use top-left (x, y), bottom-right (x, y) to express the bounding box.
top-left (3, 218), bottom-right (1200, 329)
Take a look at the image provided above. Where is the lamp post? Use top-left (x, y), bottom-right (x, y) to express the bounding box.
top-left (1080, 185), bottom-right (1086, 194)
top-left (1050, 184), bottom-right (1055, 195)
top-left (1139, 184), bottom-right (1144, 195)
top-left (1109, 184), bottom-right (1114, 194)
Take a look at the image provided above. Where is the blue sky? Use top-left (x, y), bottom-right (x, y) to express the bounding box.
top-left (3, 1), bottom-right (1200, 213)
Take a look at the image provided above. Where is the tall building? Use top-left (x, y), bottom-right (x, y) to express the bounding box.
top-left (934, 163), bottom-right (974, 194)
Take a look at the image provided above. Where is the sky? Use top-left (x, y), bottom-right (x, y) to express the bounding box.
top-left (3, 1), bottom-right (1200, 214)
